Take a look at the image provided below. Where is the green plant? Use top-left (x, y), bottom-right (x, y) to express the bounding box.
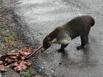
top-left (20, 67), bottom-right (32, 77)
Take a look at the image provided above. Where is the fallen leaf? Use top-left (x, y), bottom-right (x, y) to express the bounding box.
top-left (0, 64), bottom-right (6, 72)
top-left (11, 60), bottom-right (31, 72)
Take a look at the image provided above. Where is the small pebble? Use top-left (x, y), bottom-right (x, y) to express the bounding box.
top-left (59, 62), bottom-right (62, 65)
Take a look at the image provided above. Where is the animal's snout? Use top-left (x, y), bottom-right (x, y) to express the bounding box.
top-left (43, 41), bottom-right (51, 50)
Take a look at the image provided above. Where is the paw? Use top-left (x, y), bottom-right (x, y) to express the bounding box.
top-left (57, 49), bottom-right (65, 53)
top-left (76, 46), bottom-right (84, 50)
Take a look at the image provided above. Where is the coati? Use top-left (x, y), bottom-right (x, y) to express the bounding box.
top-left (43, 15), bottom-right (95, 52)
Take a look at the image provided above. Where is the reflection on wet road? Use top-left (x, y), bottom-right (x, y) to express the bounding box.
top-left (15, 0), bottom-right (103, 77)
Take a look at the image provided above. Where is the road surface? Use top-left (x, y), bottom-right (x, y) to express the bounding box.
top-left (4, 0), bottom-right (103, 77)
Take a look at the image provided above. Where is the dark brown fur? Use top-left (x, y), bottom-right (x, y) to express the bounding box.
top-left (43, 15), bottom-right (95, 52)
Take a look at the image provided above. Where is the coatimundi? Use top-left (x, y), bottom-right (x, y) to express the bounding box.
top-left (43, 15), bottom-right (95, 52)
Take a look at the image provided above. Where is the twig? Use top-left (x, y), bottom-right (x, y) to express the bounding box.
top-left (25, 45), bottom-right (43, 59)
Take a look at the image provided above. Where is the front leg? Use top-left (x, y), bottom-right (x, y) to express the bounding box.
top-left (58, 44), bottom-right (68, 53)
top-left (77, 35), bottom-right (88, 50)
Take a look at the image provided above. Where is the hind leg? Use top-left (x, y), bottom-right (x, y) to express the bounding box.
top-left (58, 44), bottom-right (68, 53)
top-left (77, 35), bottom-right (88, 50)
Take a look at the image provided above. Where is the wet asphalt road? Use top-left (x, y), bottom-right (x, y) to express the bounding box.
top-left (9, 0), bottom-right (103, 77)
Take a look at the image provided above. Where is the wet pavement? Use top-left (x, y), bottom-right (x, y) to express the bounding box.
top-left (5, 0), bottom-right (103, 77)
